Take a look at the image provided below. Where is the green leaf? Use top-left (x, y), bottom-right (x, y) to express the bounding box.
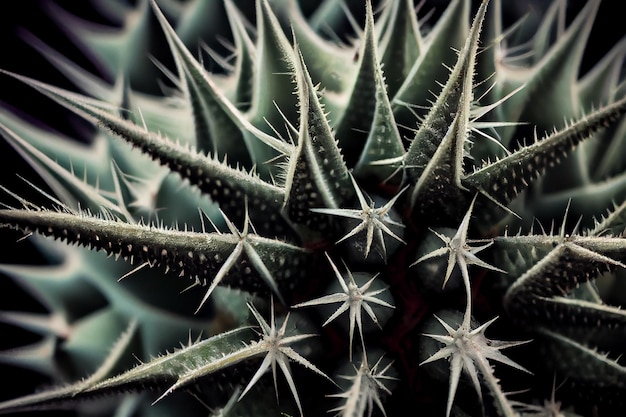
top-left (0, 207), bottom-right (309, 306)
top-left (1, 70), bottom-right (295, 236)
top-left (578, 38), bottom-right (626, 110)
top-left (403, 0), bottom-right (489, 223)
top-left (504, 236), bottom-right (626, 322)
top-left (588, 200), bottom-right (626, 237)
top-left (46, 0), bottom-right (155, 85)
top-left (248, 0), bottom-right (300, 139)
top-left (392, 0), bottom-right (470, 125)
top-left (224, 0), bottom-right (257, 110)
top-left (0, 123), bottom-right (127, 217)
top-left (282, 46), bottom-right (354, 241)
top-left (377, 0), bottom-right (423, 99)
top-left (0, 326), bottom-right (256, 415)
top-left (536, 297), bottom-right (626, 347)
top-left (269, 0), bottom-right (354, 95)
top-left (464, 96), bottom-right (626, 208)
top-left (525, 172), bottom-right (626, 231)
top-left (152, 0), bottom-right (252, 164)
top-left (333, 0), bottom-right (380, 167)
top-left (538, 328), bottom-right (626, 388)
top-left (491, 0), bottom-right (600, 134)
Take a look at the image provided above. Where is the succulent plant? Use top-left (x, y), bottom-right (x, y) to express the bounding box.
top-left (1, 0), bottom-right (625, 416)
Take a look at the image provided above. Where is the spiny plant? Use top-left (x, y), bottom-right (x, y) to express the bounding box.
top-left (0, 0), bottom-right (625, 416)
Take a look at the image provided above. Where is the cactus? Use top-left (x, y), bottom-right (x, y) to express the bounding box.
top-left (0, 0), bottom-right (625, 416)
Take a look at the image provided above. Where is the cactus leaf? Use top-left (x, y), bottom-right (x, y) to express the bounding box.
top-left (0, 207), bottom-right (308, 308)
